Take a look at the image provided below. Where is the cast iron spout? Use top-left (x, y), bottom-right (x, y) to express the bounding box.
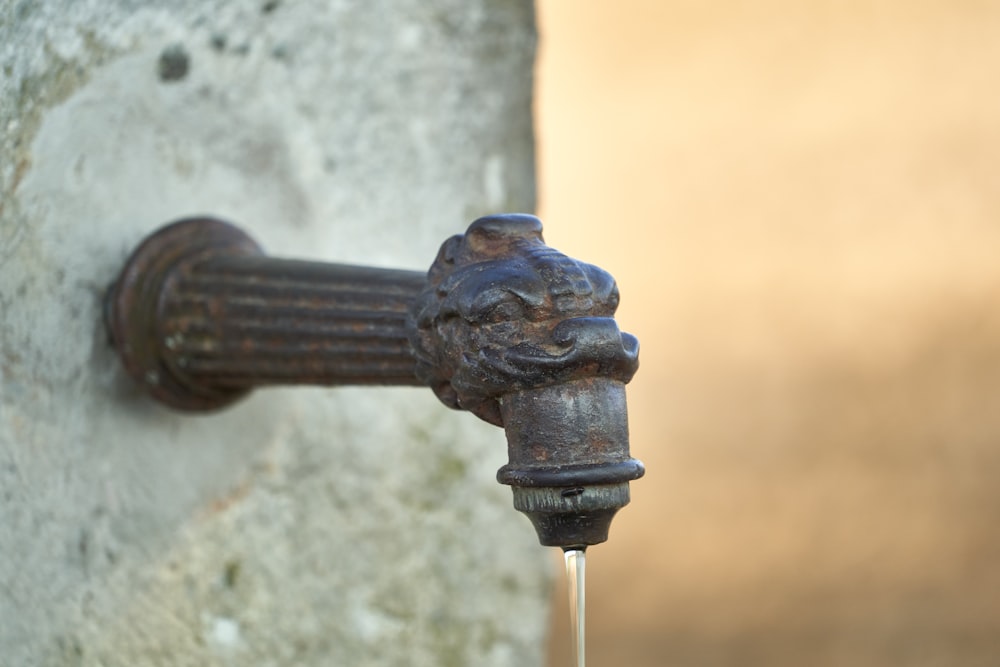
top-left (105, 214), bottom-right (643, 549)
top-left (409, 214), bottom-right (643, 548)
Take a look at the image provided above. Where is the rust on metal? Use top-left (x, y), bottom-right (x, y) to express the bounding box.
top-left (105, 213), bottom-right (643, 548)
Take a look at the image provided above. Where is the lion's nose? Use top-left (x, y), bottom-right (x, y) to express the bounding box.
top-left (553, 317), bottom-right (640, 373)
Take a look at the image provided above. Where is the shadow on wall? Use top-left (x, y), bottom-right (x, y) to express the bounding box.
top-left (536, 1), bottom-right (1000, 665)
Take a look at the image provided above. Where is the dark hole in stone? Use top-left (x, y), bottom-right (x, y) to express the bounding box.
top-left (262, 0), bottom-right (279, 13)
top-left (158, 44), bottom-right (190, 82)
top-left (210, 33), bottom-right (227, 52)
top-left (271, 44), bottom-right (290, 62)
top-left (223, 560), bottom-right (241, 588)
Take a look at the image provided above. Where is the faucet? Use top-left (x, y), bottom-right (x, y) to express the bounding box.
top-left (105, 214), bottom-right (643, 550)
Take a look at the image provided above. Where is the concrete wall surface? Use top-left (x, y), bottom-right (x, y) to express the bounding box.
top-left (0, 1), bottom-right (549, 666)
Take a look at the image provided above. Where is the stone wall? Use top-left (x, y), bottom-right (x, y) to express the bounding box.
top-left (0, 2), bottom-right (550, 665)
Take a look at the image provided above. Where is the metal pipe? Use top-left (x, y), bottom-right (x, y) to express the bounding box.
top-left (105, 218), bottom-right (425, 410)
top-left (105, 213), bottom-right (643, 549)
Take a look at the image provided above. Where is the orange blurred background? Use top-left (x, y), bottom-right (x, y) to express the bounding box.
top-left (535, 2), bottom-right (1000, 665)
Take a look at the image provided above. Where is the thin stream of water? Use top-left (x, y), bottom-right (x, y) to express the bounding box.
top-left (564, 548), bottom-right (586, 667)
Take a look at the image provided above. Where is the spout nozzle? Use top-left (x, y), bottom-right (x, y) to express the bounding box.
top-left (510, 481), bottom-right (638, 549)
top-left (497, 378), bottom-right (643, 549)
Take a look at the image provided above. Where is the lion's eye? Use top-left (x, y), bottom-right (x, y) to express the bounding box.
top-left (478, 294), bottom-right (527, 324)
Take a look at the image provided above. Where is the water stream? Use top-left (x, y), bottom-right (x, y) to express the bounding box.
top-left (564, 548), bottom-right (586, 667)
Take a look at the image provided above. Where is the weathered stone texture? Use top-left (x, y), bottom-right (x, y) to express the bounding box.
top-left (0, 1), bottom-right (549, 665)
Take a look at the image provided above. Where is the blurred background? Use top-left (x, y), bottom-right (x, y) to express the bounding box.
top-left (535, 1), bottom-right (1000, 665)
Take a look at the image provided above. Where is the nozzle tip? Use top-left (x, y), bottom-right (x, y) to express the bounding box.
top-left (511, 482), bottom-right (631, 549)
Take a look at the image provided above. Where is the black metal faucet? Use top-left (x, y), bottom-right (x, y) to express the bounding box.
top-left (105, 214), bottom-right (643, 550)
